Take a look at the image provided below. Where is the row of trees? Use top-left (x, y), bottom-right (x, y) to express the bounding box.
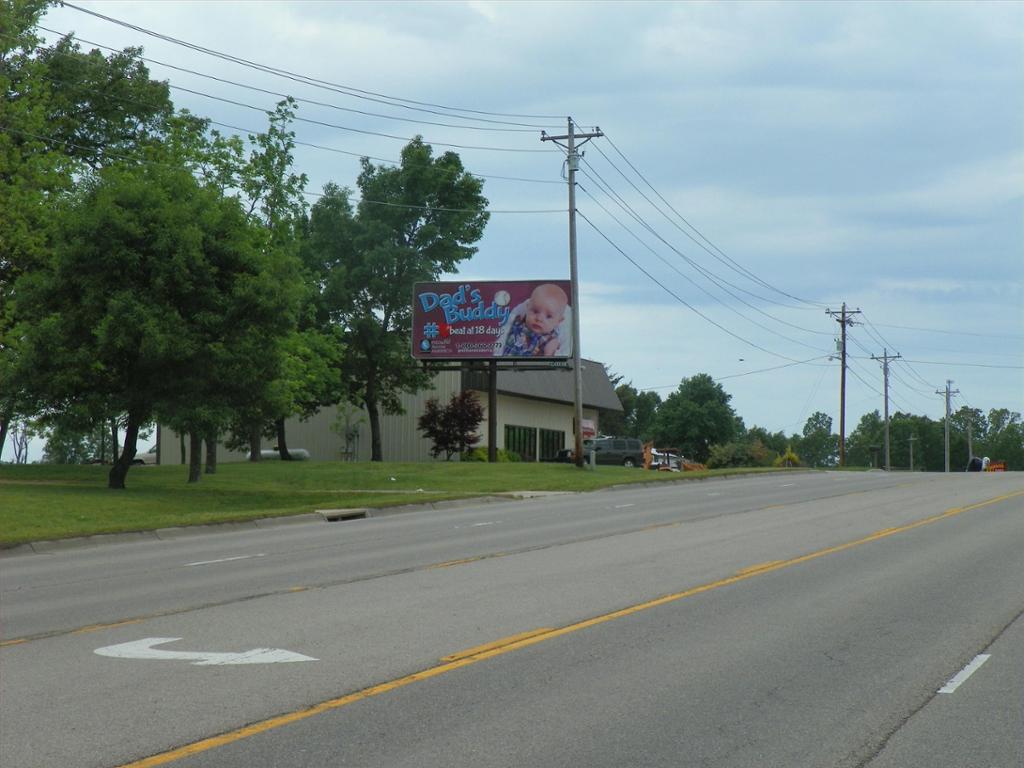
top-left (1, 2), bottom-right (489, 487)
top-left (606, 373), bottom-right (1022, 471)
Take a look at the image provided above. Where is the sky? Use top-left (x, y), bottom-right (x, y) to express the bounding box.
top-left (8, 1), bottom-right (1023, 461)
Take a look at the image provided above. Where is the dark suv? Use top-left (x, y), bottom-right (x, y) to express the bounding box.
top-left (583, 437), bottom-right (645, 467)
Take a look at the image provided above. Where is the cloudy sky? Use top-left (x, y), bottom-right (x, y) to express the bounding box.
top-left (14, 1), bottom-right (1023, 460)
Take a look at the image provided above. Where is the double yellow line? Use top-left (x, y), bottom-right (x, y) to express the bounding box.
top-left (112, 488), bottom-right (1021, 767)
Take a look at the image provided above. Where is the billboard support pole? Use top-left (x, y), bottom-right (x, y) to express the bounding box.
top-left (488, 360), bottom-right (498, 463)
top-left (543, 118), bottom-right (603, 468)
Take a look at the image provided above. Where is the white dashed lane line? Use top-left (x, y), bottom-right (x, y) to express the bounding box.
top-left (938, 654), bottom-right (991, 694)
top-left (184, 554), bottom-right (266, 568)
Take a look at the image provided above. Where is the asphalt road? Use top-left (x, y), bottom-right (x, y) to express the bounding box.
top-left (1, 471), bottom-right (1021, 767)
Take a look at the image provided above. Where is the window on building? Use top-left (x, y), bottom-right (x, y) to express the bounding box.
top-left (539, 428), bottom-right (565, 461)
top-left (504, 425), bottom-right (537, 462)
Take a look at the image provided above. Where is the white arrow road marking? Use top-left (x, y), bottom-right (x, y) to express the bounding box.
top-left (94, 637), bottom-right (318, 665)
top-left (184, 554), bottom-right (266, 567)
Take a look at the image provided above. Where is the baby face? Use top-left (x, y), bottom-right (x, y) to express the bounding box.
top-left (525, 286), bottom-right (567, 335)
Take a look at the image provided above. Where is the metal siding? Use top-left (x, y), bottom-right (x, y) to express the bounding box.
top-left (155, 371), bottom-right (606, 464)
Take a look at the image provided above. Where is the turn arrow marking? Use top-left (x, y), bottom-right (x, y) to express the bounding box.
top-left (94, 637), bottom-right (318, 665)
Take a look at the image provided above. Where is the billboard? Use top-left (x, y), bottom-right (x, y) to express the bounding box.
top-left (412, 280), bottom-right (573, 360)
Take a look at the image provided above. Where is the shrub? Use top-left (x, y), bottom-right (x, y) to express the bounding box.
top-left (461, 447), bottom-right (521, 462)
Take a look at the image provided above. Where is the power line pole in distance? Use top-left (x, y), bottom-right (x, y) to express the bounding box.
top-left (936, 379), bottom-right (959, 473)
top-left (908, 434), bottom-right (917, 472)
top-left (871, 348), bottom-right (901, 471)
top-left (826, 303), bottom-right (861, 467)
top-left (542, 118), bottom-right (603, 468)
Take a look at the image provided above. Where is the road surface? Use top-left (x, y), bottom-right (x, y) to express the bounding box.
top-left (1, 470), bottom-right (1021, 767)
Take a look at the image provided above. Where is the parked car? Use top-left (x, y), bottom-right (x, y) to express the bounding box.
top-left (582, 437), bottom-right (645, 467)
top-left (132, 446), bottom-right (159, 465)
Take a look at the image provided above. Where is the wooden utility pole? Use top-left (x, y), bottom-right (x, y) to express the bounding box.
top-left (827, 304), bottom-right (861, 467)
top-left (542, 118), bottom-right (603, 468)
top-left (936, 379), bottom-right (959, 473)
top-left (871, 348), bottom-right (901, 471)
top-left (908, 434), bottom-right (916, 472)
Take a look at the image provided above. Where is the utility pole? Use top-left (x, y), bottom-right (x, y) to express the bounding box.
top-left (826, 303), bottom-right (861, 467)
top-left (542, 118), bottom-right (603, 468)
top-left (935, 379), bottom-right (959, 473)
top-left (966, 421), bottom-right (973, 462)
top-left (871, 348), bottom-right (901, 471)
top-left (908, 434), bottom-right (916, 472)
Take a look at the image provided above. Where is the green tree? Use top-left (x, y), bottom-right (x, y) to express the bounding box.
top-left (846, 410), bottom-right (884, 468)
top-left (984, 408), bottom-right (1023, 469)
top-left (632, 390), bottom-right (662, 441)
top-left (309, 138), bottom-right (489, 460)
top-left (2, 3), bottom-right (176, 457)
top-left (14, 159), bottom-right (292, 487)
top-left (653, 373), bottom-right (736, 463)
top-left (796, 411), bottom-right (838, 467)
top-left (746, 425), bottom-right (788, 459)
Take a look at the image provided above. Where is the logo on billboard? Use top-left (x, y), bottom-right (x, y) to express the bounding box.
top-left (412, 280), bottom-right (573, 361)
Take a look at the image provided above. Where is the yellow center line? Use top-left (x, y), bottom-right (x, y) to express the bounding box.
top-left (441, 628), bottom-right (554, 662)
top-left (114, 487), bottom-right (1024, 768)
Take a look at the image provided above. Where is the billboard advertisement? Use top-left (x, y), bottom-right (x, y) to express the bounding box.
top-left (412, 280), bottom-right (573, 360)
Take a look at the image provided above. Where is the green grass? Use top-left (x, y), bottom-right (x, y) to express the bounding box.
top-left (0, 461), bottom-right (796, 546)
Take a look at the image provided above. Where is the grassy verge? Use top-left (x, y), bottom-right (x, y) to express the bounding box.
top-left (0, 461), bottom-right (796, 546)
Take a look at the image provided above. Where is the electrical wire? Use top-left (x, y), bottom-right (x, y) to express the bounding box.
top-left (33, 26), bottom-right (540, 134)
top-left (868, 321), bottom-right (1024, 340)
top-left (577, 183), bottom-right (831, 354)
top-left (24, 59), bottom-right (565, 185)
top-left (5, 125), bottom-right (564, 214)
top-left (597, 134), bottom-right (833, 309)
top-left (576, 209), bottom-right (831, 365)
top-left (60, 2), bottom-right (566, 123)
top-left (579, 163), bottom-right (835, 335)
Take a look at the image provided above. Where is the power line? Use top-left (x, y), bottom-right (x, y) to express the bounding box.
top-left (577, 209), bottom-right (830, 365)
top-left (868, 321), bottom-right (1024, 340)
top-left (5, 126), bottom-right (564, 214)
top-left (60, 2), bottom-right (566, 123)
top-left (899, 359), bottom-right (1024, 370)
top-left (597, 134), bottom-right (832, 310)
top-left (33, 27), bottom-right (540, 134)
top-left (576, 183), bottom-right (831, 355)
top-left (578, 164), bottom-right (834, 334)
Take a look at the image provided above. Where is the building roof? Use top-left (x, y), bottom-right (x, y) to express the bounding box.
top-left (462, 359), bottom-right (623, 411)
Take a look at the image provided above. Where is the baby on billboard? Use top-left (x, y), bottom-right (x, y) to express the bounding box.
top-left (495, 283), bottom-right (572, 357)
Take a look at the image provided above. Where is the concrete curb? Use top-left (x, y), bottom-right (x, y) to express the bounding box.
top-left (0, 494), bottom-right (576, 556)
top-left (1, 474), bottom-right (814, 556)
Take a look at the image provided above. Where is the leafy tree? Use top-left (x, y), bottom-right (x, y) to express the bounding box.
top-left (746, 425), bottom-right (788, 459)
top-left (600, 381), bottom-right (634, 437)
top-left (309, 138), bottom-right (489, 460)
top-left (653, 373), bottom-right (736, 463)
top-left (632, 390), bottom-right (662, 441)
top-left (796, 411), bottom-right (838, 467)
top-left (14, 159), bottom-right (292, 488)
top-left (417, 391), bottom-right (484, 460)
top-left (2, 3), bottom-right (175, 457)
top-left (845, 410), bottom-right (884, 468)
top-left (984, 408), bottom-right (1023, 469)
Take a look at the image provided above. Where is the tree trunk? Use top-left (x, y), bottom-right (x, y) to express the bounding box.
top-left (179, 432), bottom-right (186, 464)
top-left (204, 433), bottom-right (217, 474)
top-left (110, 417), bottom-right (119, 459)
top-left (188, 432), bottom-right (202, 483)
top-left (248, 422), bottom-right (261, 462)
top-left (108, 411), bottom-right (142, 489)
top-left (0, 411), bottom-right (10, 459)
top-left (275, 417), bottom-right (293, 460)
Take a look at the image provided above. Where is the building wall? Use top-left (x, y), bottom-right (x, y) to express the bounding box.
top-left (156, 371), bottom-right (603, 464)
